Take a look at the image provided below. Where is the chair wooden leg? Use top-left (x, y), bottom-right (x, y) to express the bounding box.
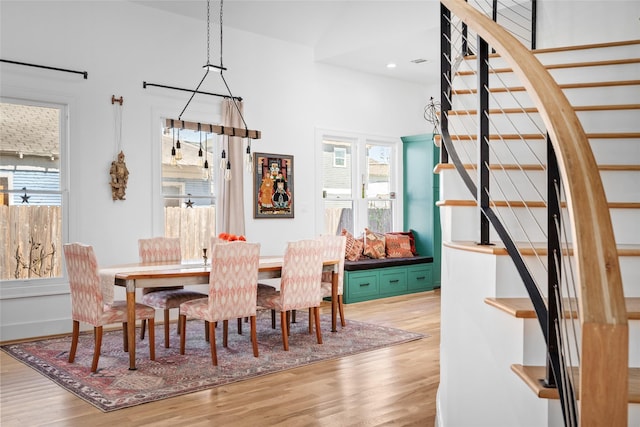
top-left (338, 295), bottom-right (346, 327)
top-left (209, 321), bottom-right (218, 366)
top-left (122, 322), bottom-right (129, 352)
top-left (291, 309), bottom-right (297, 323)
top-left (163, 309), bottom-right (170, 348)
top-left (69, 320), bottom-right (80, 363)
top-left (286, 311), bottom-right (291, 336)
top-left (140, 319), bottom-right (146, 340)
top-left (249, 315), bottom-right (259, 357)
top-left (271, 310), bottom-right (276, 329)
top-left (308, 308), bottom-right (313, 334)
top-left (91, 326), bottom-right (103, 373)
top-left (179, 314), bottom-right (187, 355)
top-left (314, 307), bottom-right (323, 344)
top-left (237, 317), bottom-right (242, 335)
top-left (223, 319), bottom-right (229, 348)
top-left (205, 321), bottom-right (210, 342)
top-left (148, 318), bottom-right (155, 361)
top-left (280, 311), bottom-right (289, 351)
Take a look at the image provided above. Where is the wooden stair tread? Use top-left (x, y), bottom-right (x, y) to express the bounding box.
top-left (443, 241), bottom-right (640, 257)
top-left (452, 80), bottom-right (640, 95)
top-left (511, 364), bottom-right (640, 403)
top-left (456, 58), bottom-right (640, 76)
top-left (447, 104), bottom-right (640, 115)
top-left (436, 199), bottom-right (640, 209)
top-left (464, 40), bottom-right (640, 59)
top-left (437, 132), bottom-right (640, 141)
top-left (434, 163), bottom-right (640, 173)
top-left (484, 297), bottom-right (640, 320)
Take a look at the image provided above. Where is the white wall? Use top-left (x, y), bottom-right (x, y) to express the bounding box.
top-left (0, 1), bottom-right (428, 340)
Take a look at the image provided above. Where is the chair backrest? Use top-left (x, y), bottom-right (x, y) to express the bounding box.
top-left (208, 239), bottom-right (261, 320)
top-left (138, 237), bottom-right (181, 263)
top-left (319, 235), bottom-right (346, 295)
top-left (63, 243), bottom-right (104, 325)
top-left (279, 239), bottom-right (324, 312)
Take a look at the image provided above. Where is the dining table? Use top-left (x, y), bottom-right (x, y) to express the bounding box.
top-left (99, 256), bottom-right (340, 370)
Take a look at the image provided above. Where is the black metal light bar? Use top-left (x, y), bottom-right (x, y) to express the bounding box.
top-left (142, 81), bottom-right (242, 102)
top-left (0, 59), bottom-right (88, 79)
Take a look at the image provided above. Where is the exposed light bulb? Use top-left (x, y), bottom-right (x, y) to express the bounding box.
top-left (18, 151), bottom-right (23, 159)
top-left (225, 161), bottom-right (231, 181)
top-left (198, 147), bottom-right (204, 167)
top-left (175, 139), bottom-right (183, 161)
top-left (203, 159), bottom-right (210, 180)
top-left (246, 148), bottom-right (252, 173)
top-left (220, 149), bottom-right (226, 170)
top-left (171, 146), bottom-right (177, 166)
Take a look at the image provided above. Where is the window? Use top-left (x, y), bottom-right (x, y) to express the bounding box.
top-left (0, 100), bottom-right (66, 282)
top-left (319, 131), bottom-right (398, 236)
top-left (333, 147), bottom-right (346, 167)
top-left (161, 123), bottom-right (216, 261)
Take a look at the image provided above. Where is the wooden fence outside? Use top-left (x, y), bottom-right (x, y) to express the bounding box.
top-left (0, 205), bottom-right (62, 280)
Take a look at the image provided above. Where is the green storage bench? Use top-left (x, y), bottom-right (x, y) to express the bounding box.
top-left (342, 256), bottom-right (434, 303)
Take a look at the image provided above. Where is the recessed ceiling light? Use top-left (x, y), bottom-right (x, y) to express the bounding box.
top-left (411, 58), bottom-right (428, 64)
top-left (386, 63), bottom-right (397, 69)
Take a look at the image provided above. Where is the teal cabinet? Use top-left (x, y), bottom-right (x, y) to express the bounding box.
top-left (401, 134), bottom-right (441, 289)
top-left (407, 264), bottom-right (433, 292)
top-left (379, 267), bottom-right (407, 295)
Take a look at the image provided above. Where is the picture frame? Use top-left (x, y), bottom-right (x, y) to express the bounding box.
top-left (253, 152), bottom-right (294, 218)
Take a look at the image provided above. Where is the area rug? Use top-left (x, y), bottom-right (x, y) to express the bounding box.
top-left (1, 310), bottom-right (424, 412)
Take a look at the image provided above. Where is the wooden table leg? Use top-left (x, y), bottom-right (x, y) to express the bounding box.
top-left (126, 283), bottom-right (137, 370)
top-left (331, 271), bottom-right (338, 332)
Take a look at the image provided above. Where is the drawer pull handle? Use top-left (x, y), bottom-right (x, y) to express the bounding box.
top-left (389, 279), bottom-right (399, 283)
top-left (360, 283), bottom-right (370, 287)
top-left (416, 276), bottom-right (426, 280)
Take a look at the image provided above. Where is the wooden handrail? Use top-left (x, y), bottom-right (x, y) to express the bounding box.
top-left (441, 1), bottom-right (628, 425)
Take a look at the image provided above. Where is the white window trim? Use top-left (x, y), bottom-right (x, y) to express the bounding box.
top-left (315, 128), bottom-right (402, 236)
top-left (0, 95), bottom-right (70, 299)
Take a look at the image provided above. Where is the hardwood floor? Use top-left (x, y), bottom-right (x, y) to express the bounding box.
top-left (0, 290), bottom-right (440, 427)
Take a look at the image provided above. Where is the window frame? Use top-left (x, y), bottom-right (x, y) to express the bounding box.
top-left (316, 128), bottom-right (401, 236)
top-left (0, 96), bottom-right (70, 298)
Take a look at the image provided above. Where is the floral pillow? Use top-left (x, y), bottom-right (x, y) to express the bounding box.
top-left (385, 233), bottom-right (414, 258)
top-left (363, 228), bottom-right (386, 259)
top-left (341, 229), bottom-right (363, 261)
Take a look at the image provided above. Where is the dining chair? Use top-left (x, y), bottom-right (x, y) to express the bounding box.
top-left (179, 240), bottom-right (261, 366)
top-left (257, 239), bottom-right (324, 351)
top-left (63, 242), bottom-right (156, 373)
top-left (138, 237), bottom-right (207, 348)
top-left (319, 234), bottom-right (347, 328)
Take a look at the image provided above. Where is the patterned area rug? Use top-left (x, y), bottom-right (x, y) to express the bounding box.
top-left (1, 310), bottom-right (424, 412)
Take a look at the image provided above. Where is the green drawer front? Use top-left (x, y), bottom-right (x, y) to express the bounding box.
top-left (346, 271), bottom-right (379, 302)
top-left (407, 264), bottom-right (433, 291)
top-left (379, 268), bottom-right (407, 295)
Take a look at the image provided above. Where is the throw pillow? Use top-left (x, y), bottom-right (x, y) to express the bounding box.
top-left (341, 229), bottom-right (363, 261)
top-left (363, 228), bottom-right (386, 259)
top-left (385, 233), bottom-right (414, 258)
top-left (386, 230), bottom-right (418, 255)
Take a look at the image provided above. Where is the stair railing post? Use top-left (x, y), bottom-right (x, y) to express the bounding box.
top-left (477, 36), bottom-right (491, 245)
top-left (546, 134), bottom-right (561, 389)
top-left (440, 3), bottom-right (452, 164)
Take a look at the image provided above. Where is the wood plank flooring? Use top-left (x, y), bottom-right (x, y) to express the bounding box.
top-left (0, 290), bottom-right (441, 427)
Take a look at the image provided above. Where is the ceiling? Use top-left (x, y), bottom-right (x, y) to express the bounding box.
top-left (131, 0), bottom-right (442, 86)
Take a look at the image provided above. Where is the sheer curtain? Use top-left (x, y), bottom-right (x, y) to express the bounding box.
top-left (218, 98), bottom-right (246, 236)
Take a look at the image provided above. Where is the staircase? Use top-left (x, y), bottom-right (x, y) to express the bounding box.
top-left (435, 1), bottom-right (640, 425)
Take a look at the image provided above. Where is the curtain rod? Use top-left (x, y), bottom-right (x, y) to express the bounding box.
top-left (164, 118), bottom-right (261, 140)
top-left (142, 81), bottom-right (242, 102)
top-left (0, 59), bottom-right (88, 79)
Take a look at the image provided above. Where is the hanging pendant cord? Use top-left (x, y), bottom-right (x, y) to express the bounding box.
top-left (113, 101), bottom-right (123, 157)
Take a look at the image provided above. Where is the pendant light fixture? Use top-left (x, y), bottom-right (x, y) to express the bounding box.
top-left (175, 123), bottom-right (183, 161)
top-left (197, 122), bottom-right (204, 167)
top-left (170, 119), bottom-right (177, 166)
top-left (172, 0), bottom-right (259, 182)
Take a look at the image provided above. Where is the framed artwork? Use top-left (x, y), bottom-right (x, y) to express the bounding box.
top-left (253, 152), bottom-right (294, 218)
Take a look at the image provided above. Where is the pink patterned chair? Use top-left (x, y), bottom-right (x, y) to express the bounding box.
top-left (63, 243), bottom-right (156, 373)
top-left (257, 239), bottom-right (324, 351)
top-left (179, 240), bottom-right (261, 366)
top-left (320, 234), bottom-right (347, 328)
top-left (138, 237), bottom-right (206, 348)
